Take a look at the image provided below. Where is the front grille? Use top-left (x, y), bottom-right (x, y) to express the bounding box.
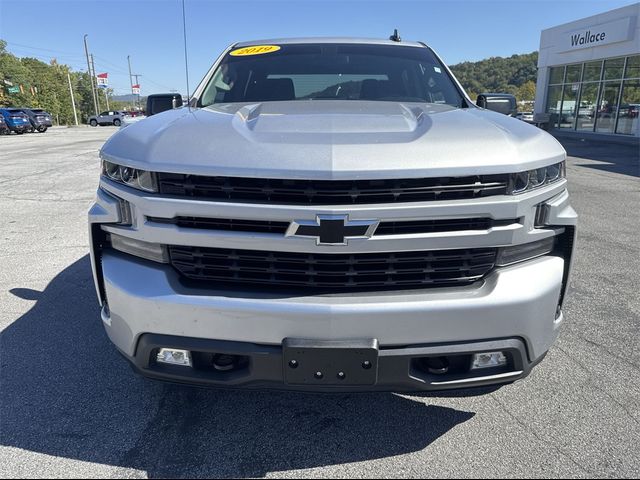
top-left (149, 216), bottom-right (515, 235)
top-left (157, 173), bottom-right (510, 205)
top-left (168, 246), bottom-right (498, 290)
top-left (150, 217), bottom-right (291, 234)
top-left (372, 218), bottom-right (512, 235)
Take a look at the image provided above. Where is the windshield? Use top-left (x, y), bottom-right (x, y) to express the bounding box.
top-left (200, 43), bottom-right (464, 107)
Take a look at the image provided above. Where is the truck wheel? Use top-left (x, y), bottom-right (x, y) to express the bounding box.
top-left (37, 126), bottom-right (48, 133)
top-left (113, 119), bottom-right (121, 126)
top-left (90, 119), bottom-right (98, 127)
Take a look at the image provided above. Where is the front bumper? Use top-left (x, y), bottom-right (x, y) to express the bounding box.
top-left (128, 334), bottom-right (541, 392)
top-left (8, 124), bottom-right (29, 132)
top-left (32, 120), bottom-right (53, 128)
top-left (99, 248), bottom-right (566, 391)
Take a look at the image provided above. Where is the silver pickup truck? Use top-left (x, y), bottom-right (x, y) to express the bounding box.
top-left (89, 37), bottom-right (577, 392)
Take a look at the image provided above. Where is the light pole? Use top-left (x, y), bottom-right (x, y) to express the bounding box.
top-left (127, 55), bottom-right (134, 95)
top-left (133, 74), bottom-right (142, 109)
top-left (83, 34), bottom-right (98, 116)
top-left (90, 54), bottom-right (101, 111)
top-left (66, 71), bottom-right (79, 125)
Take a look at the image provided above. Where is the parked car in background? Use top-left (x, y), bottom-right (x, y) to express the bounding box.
top-left (515, 111), bottom-right (534, 123)
top-left (120, 111), bottom-right (147, 128)
top-left (618, 103), bottom-right (640, 119)
top-left (0, 114), bottom-right (9, 135)
top-left (20, 108), bottom-right (53, 132)
top-left (88, 110), bottom-right (125, 127)
top-left (0, 108), bottom-right (31, 134)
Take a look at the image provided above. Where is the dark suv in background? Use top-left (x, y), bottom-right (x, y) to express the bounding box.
top-left (0, 108), bottom-right (31, 134)
top-left (0, 114), bottom-right (8, 135)
top-left (20, 108), bottom-right (53, 132)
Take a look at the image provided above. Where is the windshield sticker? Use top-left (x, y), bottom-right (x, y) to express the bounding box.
top-left (230, 45), bottom-right (281, 56)
top-left (434, 67), bottom-right (442, 73)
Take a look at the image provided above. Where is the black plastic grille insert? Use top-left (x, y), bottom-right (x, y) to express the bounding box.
top-left (157, 173), bottom-right (510, 205)
top-left (168, 246), bottom-right (498, 290)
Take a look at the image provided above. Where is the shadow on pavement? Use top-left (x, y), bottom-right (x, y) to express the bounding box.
top-left (0, 256), bottom-right (475, 478)
top-left (557, 136), bottom-right (640, 178)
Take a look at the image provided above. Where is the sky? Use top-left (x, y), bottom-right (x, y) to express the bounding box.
top-left (0, 0), bottom-right (635, 96)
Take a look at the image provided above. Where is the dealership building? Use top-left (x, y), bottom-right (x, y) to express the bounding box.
top-left (534, 3), bottom-right (640, 138)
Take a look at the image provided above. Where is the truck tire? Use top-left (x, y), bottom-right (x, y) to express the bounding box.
top-left (113, 119), bottom-right (121, 127)
top-left (90, 119), bottom-right (98, 127)
top-left (37, 126), bottom-right (48, 133)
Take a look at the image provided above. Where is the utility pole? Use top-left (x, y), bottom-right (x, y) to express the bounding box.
top-left (133, 74), bottom-right (142, 109)
top-left (90, 54), bottom-right (101, 111)
top-left (128, 55), bottom-right (135, 110)
top-left (66, 71), bottom-right (79, 125)
top-left (104, 88), bottom-right (110, 110)
top-left (127, 55), bottom-right (134, 94)
top-left (83, 34), bottom-right (99, 116)
top-left (53, 91), bottom-right (59, 125)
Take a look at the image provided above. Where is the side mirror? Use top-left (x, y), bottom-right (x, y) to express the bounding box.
top-left (146, 93), bottom-right (184, 116)
top-left (476, 94), bottom-right (517, 116)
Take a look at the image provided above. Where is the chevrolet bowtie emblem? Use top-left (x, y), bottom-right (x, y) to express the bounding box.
top-left (286, 214), bottom-right (379, 246)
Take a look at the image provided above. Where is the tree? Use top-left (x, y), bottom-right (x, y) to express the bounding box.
top-left (450, 52), bottom-right (539, 96)
top-left (0, 41), bottom-right (34, 108)
top-left (0, 40), bottom-right (131, 124)
top-left (517, 81), bottom-right (537, 102)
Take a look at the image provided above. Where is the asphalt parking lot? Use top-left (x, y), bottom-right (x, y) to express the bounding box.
top-left (0, 126), bottom-right (638, 478)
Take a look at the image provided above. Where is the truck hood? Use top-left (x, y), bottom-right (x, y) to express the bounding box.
top-left (100, 101), bottom-right (565, 179)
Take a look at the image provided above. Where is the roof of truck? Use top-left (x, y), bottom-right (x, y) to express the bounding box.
top-left (233, 37), bottom-right (427, 48)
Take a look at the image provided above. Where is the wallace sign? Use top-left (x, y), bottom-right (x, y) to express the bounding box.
top-left (570, 30), bottom-right (606, 47)
top-left (561, 16), bottom-right (635, 52)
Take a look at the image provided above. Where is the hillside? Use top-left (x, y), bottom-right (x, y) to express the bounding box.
top-left (111, 93), bottom-right (145, 103)
top-left (449, 51), bottom-right (538, 101)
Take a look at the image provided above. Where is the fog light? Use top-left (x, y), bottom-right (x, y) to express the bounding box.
top-left (109, 233), bottom-right (169, 263)
top-left (471, 352), bottom-right (507, 370)
top-left (156, 348), bottom-right (192, 367)
top-left (496, 236), bottom-right (555, 266)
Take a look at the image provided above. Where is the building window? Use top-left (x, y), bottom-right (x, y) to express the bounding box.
top-left (549, 66), bottom-right (565, 85)
top-left (603, 58), bottom-right (625, 80)
top-left (565, 64), bottom-right (582, 83)
top-left (583, 61), bottom-right (603, 82)
top-left (595, 82), bottom-right (622, 134)
top-left (624, 55), bottom-right (640, 79)
top-left (576, 82), bottom-right (600, 131)
top-left (546, 85), bottom-right (563, 127)
top-left (544, 55), bottom-right (640, 135)
top-left (616, 79), bottom-right (640, 135)
top-left (559, 84), bottom-right (579, 129)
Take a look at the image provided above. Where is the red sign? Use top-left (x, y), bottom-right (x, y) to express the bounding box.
top-left (132, 84), bottom-right (140, 94)
top-left (96, 73), bottom-right (108, 88)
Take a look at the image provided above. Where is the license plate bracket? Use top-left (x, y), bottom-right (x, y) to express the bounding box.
top-left (283, 338), bottom-right (379, 386)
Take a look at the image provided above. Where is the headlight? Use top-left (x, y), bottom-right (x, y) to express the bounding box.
top-left (102, 160), bottom-right (157, 192)
top-left (509, 161), bottom-right (565, 194)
